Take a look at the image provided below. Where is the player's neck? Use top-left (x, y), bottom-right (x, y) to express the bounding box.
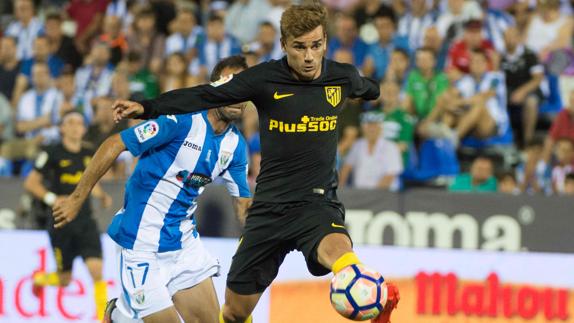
top-left (207, 110), bottom-right (231, 134)
top-left (62, 138), bottom-right (82, 153)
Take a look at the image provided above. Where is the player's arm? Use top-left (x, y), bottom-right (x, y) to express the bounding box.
top-left (24, 150), bottom-right (64, 207)
top-left (221, 139), bottom-right (252, 226)
top-left (52, 134), bottom-right (126, 228)
top-left (348, 65), bottom-right (380, 101)
top-left (232, 197), bottom-right (252, 227)
top-left (112, 67), bottom-right (259, 121)
top-left (53, 116), bottom-right (181, 227)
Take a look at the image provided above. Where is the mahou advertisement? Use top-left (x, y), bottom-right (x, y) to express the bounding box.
top-left (0, 231), bottom-right (573, 323)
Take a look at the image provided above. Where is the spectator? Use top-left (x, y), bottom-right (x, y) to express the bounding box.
top-left (19, 36), bottom-right (65, 80)
top-left (159, 53), bottom-right (194, 93)
top-left (421, 50), bottom-right (508, 146)
top-left (551, 138), bottom-right (574, 194)
top-left (15, 63), bottom-right (62, 145)
top-left (405, 47), bottom-right (449, 119)
top-left (126, 51), bottom-right (159, 100)
top-left (110, 70), bottom-right (139, 101)
top-left (447, 19), bottom-right (497, 76)
top-left (4, 0), bottom-right (43, 60)
top-left (541, 90), bottom-right (574, 168)
top-left (497, 170), bottom-right (520, 194)
top-left (246, 21), bottom-right (282, 64)
top-left (353, 0), bottom-right (392, 28)
top-left (436, 0), bottom-right (482, 42)
top-left (501, 26), bottom-right (544, 148)
top-left (362, 9), bottom-right (409, 82)
top-left (44, 12), bottom-right (82, 70)
top-left (449, 156), bottom-right (497, 192)
top-left (525, 0), bottom-right (573, 60)
top-left (379, 80), bottom-right (416, 168)
top-left (164, 7), bottom-right (204, 61)
top-left (266, 0), bottom-right (290, 32)
top-left (105, 0), bottom-right (133, 32)
top-left (563, 173), bottom-right (574, 195)
top-left (0, 36), bottom-right (20, 103)
top-left (383, 48), bottom-right (410, 90)
top-left (422, 26), bottom-right (448, 71)
top-left (517, 137), bottom-right (550, 193)
top-left (339, 112), bottom-right (403, 191)
top-left (225, 0), bottom-right (271, 44)
top-left (509, 0), bottom-right (531, 38)
top-left (126, 7), bottom-right (165, 75)
top-left (98, 15), bottom-right (128, 66)
top-left (0, 94), bottom-right (13, 143)
top-left (192, 15), bottom-right (241, 83)
top-left (397, 0), bottom-right (437, 50)
top-left (85, 96), bottom-right (126, 148)
top-left (74, 42), bottom-right (115, 123)
top-left (480, 0), bottom-right (515, 53)
top-left (66, 0), bottom-right (108, 54)
top-left (56, 69), bottom-right (77, 118)
top-left (327, 13), bottom-right (368, 68)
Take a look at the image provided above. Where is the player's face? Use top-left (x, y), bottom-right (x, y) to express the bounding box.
top-left (60, 114), bottom-right (86, 141)
top-left (282, 25), bottom-right (326, 81)
top-left (216, 66), bottom-right (248, 121)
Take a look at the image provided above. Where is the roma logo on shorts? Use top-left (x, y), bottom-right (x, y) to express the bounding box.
top-left (325, 86), bottom-right (341, 107)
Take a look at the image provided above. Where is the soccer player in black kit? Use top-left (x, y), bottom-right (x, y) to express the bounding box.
top-left (112, 4), bottom-right (400, 323)
top-left (23, 111), bottom-right (112, 321)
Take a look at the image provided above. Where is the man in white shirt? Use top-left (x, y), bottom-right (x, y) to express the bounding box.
top-left (339, 112), bottom-right (403, 191)
top-left (4, 0), bottom-right (43, 60)
top-left (16, 63), bottom-right (62, 145)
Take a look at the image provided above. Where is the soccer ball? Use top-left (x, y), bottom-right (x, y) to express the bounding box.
top-left (330, 264), bottom-right (387, 321)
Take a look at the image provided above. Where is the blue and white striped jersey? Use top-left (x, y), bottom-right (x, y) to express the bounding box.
top-left (108, 111), bottom-right (250, 252)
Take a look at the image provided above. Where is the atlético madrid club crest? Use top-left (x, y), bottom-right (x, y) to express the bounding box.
top-left (325, 86), bottom-right (341, 107)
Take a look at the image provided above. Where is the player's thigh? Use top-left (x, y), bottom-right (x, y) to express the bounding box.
top-left (142, 307), bottom-right (180, 323)
top-left (172, 277), bottom-right (219, 323)
top-left (116, 248), bottom-right (173, 320)
top-left (226, 210), bottom-right (290, 295)
top-left (294, 198), bottom-right (352, 276)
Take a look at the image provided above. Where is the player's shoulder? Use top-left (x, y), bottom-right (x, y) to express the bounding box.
top-left (325, 59), bottom-right (359, 75)
top-left (228, 125), bottom-right (248, 150)
top-left (80, 142), bottom-right (96, 155)
top-left (40, 143), bottom-right (62, 155)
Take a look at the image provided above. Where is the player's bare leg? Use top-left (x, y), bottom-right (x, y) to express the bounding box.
top-left (317, 233), bottom-right (400, 323)
top-left (85, 257), bottom-right (108, 321)
top-left (142, 307), bottom-right (180, 323)
top-left (172, 277), bottom-right (220, 323)
top-left (219, 289), bottom-right (262, 323)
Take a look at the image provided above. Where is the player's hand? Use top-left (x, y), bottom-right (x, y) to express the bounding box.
top-left (112, 100), bottom-right (144, 123)
top-left (52, 196), bottom-right (82, 229)
top-left (100, 193), bottom-right (113, 209)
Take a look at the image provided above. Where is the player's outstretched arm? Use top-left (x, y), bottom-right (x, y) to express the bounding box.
top-left (52, 134), bottom-right (126, 228)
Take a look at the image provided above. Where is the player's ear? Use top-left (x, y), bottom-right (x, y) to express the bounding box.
top-left (280, 38), bottom-right (286, 52)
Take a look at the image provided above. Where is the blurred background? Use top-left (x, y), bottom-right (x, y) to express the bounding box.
top-left (0, 0), bottom-right (573, 322)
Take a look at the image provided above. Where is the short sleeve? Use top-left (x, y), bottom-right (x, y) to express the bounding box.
top-left (120, 115), bottom-right (181, 157)
top-left (221, 140), bottom-right (251, 198)
top-left (33, 147), bottom-right (53, 176)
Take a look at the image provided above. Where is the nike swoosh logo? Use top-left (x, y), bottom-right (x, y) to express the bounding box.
top-left (274, 92), bottom-right (294, 100)
top-left (331, 223), bottom-right (345, 229)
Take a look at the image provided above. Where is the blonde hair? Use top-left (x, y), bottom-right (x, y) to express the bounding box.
top-left (280, 3), bottom-right (327, 41)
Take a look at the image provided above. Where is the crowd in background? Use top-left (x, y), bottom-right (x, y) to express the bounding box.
top-left (0, 0), bottom-right (573, 196)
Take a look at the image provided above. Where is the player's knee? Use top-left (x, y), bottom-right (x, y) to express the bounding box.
top-left (222, 304), bottom-right (251, 323)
